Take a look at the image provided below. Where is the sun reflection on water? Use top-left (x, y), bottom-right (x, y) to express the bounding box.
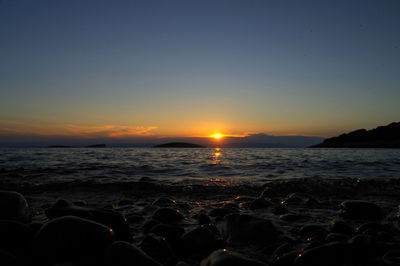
top-left (212, 147), bottom-right (222, 164)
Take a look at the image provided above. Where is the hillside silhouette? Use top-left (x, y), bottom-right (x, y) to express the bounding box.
top-left (312, 122), bottom-right (400, 148)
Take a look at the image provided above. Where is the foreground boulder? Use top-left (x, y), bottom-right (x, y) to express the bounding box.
top-left (152, 208), bottom-right (184, 224)
top-left (219, 214), bottom-right (277, 245)
top-left (340, 200), bottom-right (385, 220)
top-left (107, 241), bottom-right (161, 266)
top-left (32, 216), bottom-right (114, 265)
top-left (201, 249), bottom-right (266, 266)
top-left (0, 191), bottom-right (31, 223)
top-left (181, 226), bottom-right (218, 256)
top-left (0, 220), bottom-right (34, 261)
top-left (45, 199), bottom-right (131, 241)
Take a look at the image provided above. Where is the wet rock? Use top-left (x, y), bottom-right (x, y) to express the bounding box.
top-left (209, 208), bottom-right (237, 218)
top-left (299, 225), bottom-right (327, 239)
top-left (325, 233), bottom-right (349, 242)
top-left (280, 213), bottom-right (308, 222)
top-left (356, 222), bottom-right (387, 235)
top-left (0, 220), bottom-right (33, 260)
top-left (0, 191), bottom-right (31, 223)
top-left (271, 243), bottom-right (292, 261)
top-left (181, 226), bottom-right (216, 255)
top-left (220, 214), bottom-right (277, 245)
top-left (107, 241), bottom-right (161, 266)
top-left (272, 251), bottom-right (301, 266)
top-left (153, 197), bottom-right (176, 207)
top-left (201, 249), bottom-right (266, 266)
top-left (382, 250), bottom-right (400, 266)
top-left (126, 213), bottom-right (145, 223)
top-left (198, 213), bottom-right (211, 225)
top-left (46, 199), bottom-right (131, 241)
top-left (152, 208), bottom-right (184, 224)
top-left (118, 199), bottom-right (134, 206)
top-left (0, 249), bottom-right (18, 266)
top-left (32, 216), bottom-right (114, 265)
top-left (295, 242), bottom-right (351, 266)
top-left (142, 220), bottom-right (161, 234)
top-left (150, 224), bottom-right (184, 247)
top-left (140, 235), bottom-right (176, 266)
top-left (222, 203), bottom-right (239, 209)
top-left (249, 198), bottom-right (272, 210)
top-left (330, 220), bottom-right (354, 236)
top-left (273, 204), bottom-right (288, 215)
top-left (340, 200), bottom-right (385, 220)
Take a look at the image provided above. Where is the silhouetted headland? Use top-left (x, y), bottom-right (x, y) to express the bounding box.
top-left (86, 144), bottom-right (106, 148)
top-left (154, 142), bottom-right (206, 148)
top-left (312, 122), bottom-right (400, 148)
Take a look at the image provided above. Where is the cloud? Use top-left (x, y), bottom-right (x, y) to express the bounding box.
top-left (0, 120), bottom-right (158, 138)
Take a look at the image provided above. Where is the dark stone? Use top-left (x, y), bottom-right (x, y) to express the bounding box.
top-left (107, 241), bottom-right (161, 266)
top-left (32, 216), bottom-right (114, 266)
top-left (330, 220), bottom-right (354, 236)
top-left (356, 222), bottom-right (387, 235)
top-left (280, 213), bottom-right (309, 222)
top-left (220, 214), bottom-right (277, 245)
top-left (200, 249), bottom-right (266, 266)
top-left (0, 191), bottom-right (31, 223)
top-left (198, 213), bottom-right (211, 225)
top-left (140, 235), bottom-right (176, 266)
top-left (152, 197), bottom-right (176, 207)
top-left (273, 204), bottom-right (288, 215)
top-left (325, 233), bottom-right (349, 242)
top-left (118, 199), bottom-right (134, 206)
top-left (0, 249), bottom-right (18, 266)
top-left (126, 213), bottom-right (145, 223)
top-left (222, 203), bottom-right (238, 209)
top-left (299, 225), bottom-right (327, 239)
top-left (209, 208), bottom-right (236, 218)
top-left (294, 242), bottom-right (351, 266)
top-left (271, 251), bottom-right (301, 266)
top-left (249, 198), bottom-right (272, 210)
top-left (150, 224), bottom-right (184, 247)
top-left (181, 226), bottom-right (217, 255)
top-left (271, 243), bottom-right (292, 261)
top-left (45, 199), bottom-right (132, 241)
top-left (382, 250), bottom-right (400, 266)
top-left (340, 200), bottom-right (385, 220)
top-left (142, 220), bottom-right (161, 234)
top-left (0, 220), bottom-right (33, 260)
top-left (152, 208), bottom-right (184, 224)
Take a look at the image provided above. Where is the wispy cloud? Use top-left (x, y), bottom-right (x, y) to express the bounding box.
top-left (0, 120), bottom-right (157, 138)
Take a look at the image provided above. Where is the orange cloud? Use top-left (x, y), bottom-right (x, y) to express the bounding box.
top-left (0, 120), bottom-right (157, 138)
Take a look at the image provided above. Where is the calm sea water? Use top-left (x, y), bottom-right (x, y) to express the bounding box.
top-left (1, 148), bottom-right (400, 187)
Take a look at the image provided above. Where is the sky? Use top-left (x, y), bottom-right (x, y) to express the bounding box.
top-left (1, 0), bottom-right (399, 142)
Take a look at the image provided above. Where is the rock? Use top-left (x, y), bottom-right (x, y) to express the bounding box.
top-left (0, 220), bottom-right (34, 261)
top-left (280, 213), bottom-right (308, 222)
top-left (45, 199), bottom-right (132, 241)
top-left (0, 191), bottom-right (31, 223)
top-left (222, 203), bottom-right (239, 209)
top-left (271, 251), bottom-right (301, 266)
top-left (107, 241), bottom-right (161, 266)
top-left (118, 199), bottom-right (134, 206)
top-left (356, 222), bottom-right (387, 235)
top-left (198, 213), bottom-right (211, 225)
top-left (382, 250), bottom-right (400, 266)
top-left (294, 242), bottom-right (351, 266)
top-left (142, 220), bottom-right (161, 234)
top-left (181, 226), bottom-right (216, 255)
top-left (126, 213), bottom-right (145, 223)
top-left (249, 198), bottom-right (272, 210)
top-left (273, 204), bottom-right (288, 215)
top-left (0, 249), bottom-right (18, 266)
top-left (325, 233), bottom-right (349, 242)
top-left (152, 208), bottom-right (184, 224)
top-left (299, 225), bottom-right (327, 239)
top-left (32, 216), bottom-right (114, 265)
top-left (150, 224), bottom-right (184, 247)
top-left (220, 214), bottom-right (277, 245)
top-left (271, 243), bottom-right (292, 261)
top-left (140, 235), bottom-right (176, 266)
top-left (330, 220), bottom-right (354, 236)
top-left (153, 197), bottom-right (176, 207)
top-left (201, 249), bottom-right (266, 266)
top-left (209, 208), bottom-right (236, 218)
top-left (340, 200), bottom-right (385, 220)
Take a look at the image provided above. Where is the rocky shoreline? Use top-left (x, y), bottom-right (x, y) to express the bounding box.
top-left (1, 177), bottom-right (400, 265)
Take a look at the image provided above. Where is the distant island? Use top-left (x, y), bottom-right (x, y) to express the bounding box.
top-left (153, 142), bottom-right (206, 148)
top-left (312, 122), bottom-right (400, 148)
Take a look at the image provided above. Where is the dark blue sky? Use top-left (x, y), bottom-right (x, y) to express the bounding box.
top-left (1, 0), bottom-right (399, 139)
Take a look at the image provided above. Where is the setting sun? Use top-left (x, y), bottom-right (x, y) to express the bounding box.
top-left (211, 133), bottom-right (223, 140)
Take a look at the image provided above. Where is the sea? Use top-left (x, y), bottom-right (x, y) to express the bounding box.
top-left (1, 147), bottom-right (400, 189)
